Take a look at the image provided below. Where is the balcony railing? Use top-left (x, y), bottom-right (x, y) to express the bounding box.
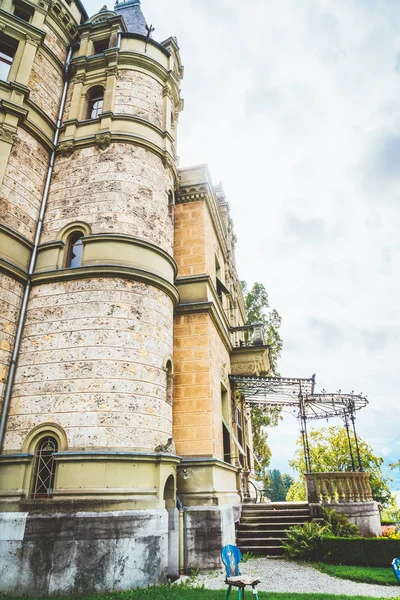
top-left (305, 472), bottom-right (373, 504)
top-left (230, 322), bottom-right (266, 348)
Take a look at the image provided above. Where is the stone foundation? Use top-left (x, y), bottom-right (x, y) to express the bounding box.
top-left (0, 509), bottom-right (176, 597)
top-left (326, 501), bottom-right (382, 537)
top-left (184, 504), bottom-right (239, 570)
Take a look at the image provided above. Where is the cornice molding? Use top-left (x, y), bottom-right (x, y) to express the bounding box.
top-left (31, 264), bottom-right (180, 304)
top-left (0, 257), bottom-right (28, 283)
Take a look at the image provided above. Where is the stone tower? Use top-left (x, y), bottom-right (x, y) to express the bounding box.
top-left (0, 0), bottom-right (183, 594)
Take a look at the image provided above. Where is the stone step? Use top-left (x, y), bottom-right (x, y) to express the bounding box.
top-left (237, 529), bottom-right (290, 538)
top-left (241, 509), bottom-right (311, 518)
top-left (240, 514), bottom-right (311, 524)
top-left (237, 537), bottom-right (285, 546)
top-left (238, 545), bottom-right (284, 556)
top-left (242, 502), bottom-right (309, 510)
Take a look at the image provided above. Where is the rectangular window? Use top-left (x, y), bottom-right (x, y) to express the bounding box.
top-left (13, 0), bottom-right (34, 22)
top-left (0, 34), bottom-right (18, 82)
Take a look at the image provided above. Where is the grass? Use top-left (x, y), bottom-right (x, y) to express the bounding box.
top-left (312, 563), bottom-right (398, 586)
top-left (0, 587), bottom-right (397, 600)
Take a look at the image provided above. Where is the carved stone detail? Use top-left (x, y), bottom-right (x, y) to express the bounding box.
top-left (58, 140), bottom-right (75, 157)
top-left (0, 125), bottom-right (16, 144)
top-left (95, 132), bottom-right (111, 150)
top-left (105, 66), bottom-right (119, 78)
top-left (72, 73), bottom-right (86, 84)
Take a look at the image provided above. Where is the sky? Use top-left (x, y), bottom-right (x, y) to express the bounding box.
top-left (84, 0), bottom-right (400, 487)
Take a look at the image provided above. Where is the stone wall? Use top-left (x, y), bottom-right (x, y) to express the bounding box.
top-left (3, 278), bottom-right (173, 452)
top-left (0, 274), bottom-right (24, 412)
top-left (28, 49), bottom-right (63, 123)
top-left (42, 23), bottom-right (67, 63)
top-left (0, 129), bottom-right (49, 243)
top-left (42, 144), bottom-right (174, 254)
top-left (174, 201), bottom-right (206, 277)
top-left (0, 510), bottom-right (170, 596)
top-left (172, 312), bottom-right (212, 456)
top-left (209, 320), bottom-right (231, 459)
top-left (115, 70), bottom-right (163, 129)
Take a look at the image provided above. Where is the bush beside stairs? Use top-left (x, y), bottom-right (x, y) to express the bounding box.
top-left (236, 502), bottom-right (315, 556)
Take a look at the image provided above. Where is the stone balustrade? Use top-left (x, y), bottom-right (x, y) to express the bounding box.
top-left (305, 472), bottom-right (373, 504)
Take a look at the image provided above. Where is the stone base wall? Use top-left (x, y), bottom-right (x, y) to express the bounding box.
top-left (184, 504), bottom-right (238, 570)
top-left (0, 509), bottom-right (176, 597)
top-left (325, 501), bottom-right (382, 537)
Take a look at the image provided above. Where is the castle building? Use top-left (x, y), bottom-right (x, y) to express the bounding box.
top-left (0, 0), bottom-right (271, 594)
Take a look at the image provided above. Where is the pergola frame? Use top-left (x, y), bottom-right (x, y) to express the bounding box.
top-left (229, 374), bottom-right (368, 473)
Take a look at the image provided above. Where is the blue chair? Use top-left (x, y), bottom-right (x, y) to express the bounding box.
top-left (221, 544), bottom-right (260, 599)
top-left (392, 558), bottom-right (400, 582)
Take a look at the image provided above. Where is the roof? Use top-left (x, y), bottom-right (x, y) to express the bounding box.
top-left (114, 0), bottom-right (149, 36)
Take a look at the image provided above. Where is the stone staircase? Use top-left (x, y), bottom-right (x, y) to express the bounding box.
top-left (236, 502), bottom-right (314, 556)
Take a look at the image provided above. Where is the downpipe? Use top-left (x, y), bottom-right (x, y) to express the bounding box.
top-left (0, 44), bottom-right (75, 452)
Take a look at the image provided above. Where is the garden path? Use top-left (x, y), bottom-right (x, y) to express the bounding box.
top-left (191, 557), bottom-right (400, 597)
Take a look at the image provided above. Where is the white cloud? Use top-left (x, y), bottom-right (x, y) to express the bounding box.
top-left (84, 0), bottom-right (400, 475)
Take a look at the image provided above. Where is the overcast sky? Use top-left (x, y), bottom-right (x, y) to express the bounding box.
top-left (85, 0), bottom-right (400, 486)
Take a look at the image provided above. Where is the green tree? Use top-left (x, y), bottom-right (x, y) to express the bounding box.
top-left (287, 425), bottom-right (393, 507)
top-left (241, 282), bottom-right (283, 483)
top-left (266, 469), bottom-right (295, 501)
top-left (241, 281), bottom-right (283, 369)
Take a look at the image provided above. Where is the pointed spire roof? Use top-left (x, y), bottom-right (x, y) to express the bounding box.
top-left (114, 0), bottom-right (149, 36)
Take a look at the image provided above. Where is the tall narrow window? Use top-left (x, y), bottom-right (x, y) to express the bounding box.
top-left (66, 232), bottom-right (84, 268)
top-left (31, 436), bottom-right (58, 499)
top-left (168, 191), bottom-right (174, 220)
top-left (221, 387), bottom-right (231, 464)
top-left (86, 86), bottom-right (104, 120)
top-left (237, 407), bottom-right (244, 467)
top-left (166, 359), bottom-right (173, 405)
top-left (0, 33), bottom-right (18, 82)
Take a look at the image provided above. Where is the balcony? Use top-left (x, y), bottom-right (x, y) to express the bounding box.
top-left (230, 323), bottom-right (271, 377)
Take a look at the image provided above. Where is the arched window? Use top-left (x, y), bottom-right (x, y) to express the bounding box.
top-left (31, 436), bottom-right (58, 499)
top-left (86, 86), bottom-right (104, 120)
top-left (66, 232), bottom-right (84, 268)
top-left (166, 359), bottom-right (173, 405)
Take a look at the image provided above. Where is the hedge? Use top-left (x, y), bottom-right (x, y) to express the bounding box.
top-left (314, 536), bottom-right (400, 567)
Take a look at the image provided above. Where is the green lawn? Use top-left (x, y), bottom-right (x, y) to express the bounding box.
top-left (312, 563), bottom-right (397, 586)
top-left (0, 588), bottom-right (397, 600)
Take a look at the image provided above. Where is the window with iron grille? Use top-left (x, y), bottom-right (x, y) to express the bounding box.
top-left (31, 436), bottom-right (58, 499)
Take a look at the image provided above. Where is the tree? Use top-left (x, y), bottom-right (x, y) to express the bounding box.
top-left (266, 469), bottom-right (295, 501)
top-left (241, 282), bottom-right (283, 482)
top-left (286, 425), bottom-right (393, 507)
top-left (241, 281), bottom-right (283, 369)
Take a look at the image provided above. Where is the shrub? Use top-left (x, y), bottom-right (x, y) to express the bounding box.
top-left (314, 536), bottom-right (400, 567)
top-left (321, 507), bottom-right (360, 537)
top-left (381, 525), bottom-right (400, 539)
top-left (282, 521), bottom-right (329, 560)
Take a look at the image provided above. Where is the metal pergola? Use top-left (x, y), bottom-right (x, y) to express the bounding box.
top-left (229, 374), bottom-right (368, 473)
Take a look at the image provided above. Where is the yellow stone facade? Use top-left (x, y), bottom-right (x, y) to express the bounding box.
top-left (0, 0), bottom-right (271, 593)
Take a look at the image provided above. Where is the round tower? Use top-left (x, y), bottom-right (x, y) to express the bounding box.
top-left (0, 0), bottom-right (184, 594)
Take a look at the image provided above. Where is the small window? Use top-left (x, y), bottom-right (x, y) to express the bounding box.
top-left (0, 33), bottom-right (18, 82)
top-left (31, 436), bottom-right (58, 499)
top-left (13, 0), bottom-right (34, 22)
top-left (66, 232), bottom-right (84, 268)
top-left (93, 38), bottom-right (109, 55)
top-left (86, 86), bottom-right (104, 120)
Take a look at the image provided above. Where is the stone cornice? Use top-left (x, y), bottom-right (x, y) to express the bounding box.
top-left (175, 299), bottom-right (232, 353)
top-left (0, 258), bottom-right (28, 283)
top-left (0, 8), bottom-right (45, 42)
top-left (31, 264), bottom-right (180, 304)
top-left (0, 223), bottom-right (33, 249)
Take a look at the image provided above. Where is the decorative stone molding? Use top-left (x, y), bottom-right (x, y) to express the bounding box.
top-left (176, 185), bottom-right (208, 204)
top-left (105, 66), bottom-right (119, 78)
top-left (25, 34), bottom-right (39, 47)
top-left (95, 132), bottom-right (112, 150)
top-left (72, 73), bottom-right (86, 84)
top-left (0, 124), bottom-right (16, 144)
top-left (230, 347), bottom-right (270, 377)
top-left (58, 139), bottom-right (75, 156)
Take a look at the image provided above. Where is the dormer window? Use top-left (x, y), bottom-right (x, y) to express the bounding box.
top-left (13, 0), bottom-right (34, 22)
top-left (66, 232), bottom-right (84, 268)
top-left (0, 34), bottom-right (18, 82)
top-left (86, 86), bottom-right (104, 120)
